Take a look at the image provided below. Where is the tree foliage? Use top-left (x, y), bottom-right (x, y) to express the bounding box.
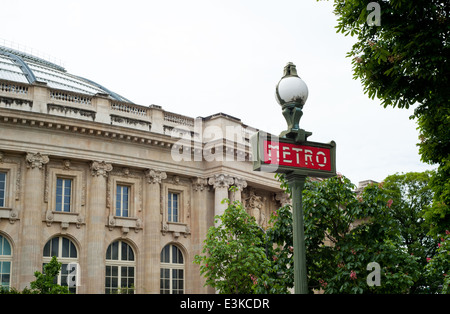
top-left (193, 196), bottom-right (271, 294)
top-left (30, 256), bottom-right (70, 294)
top-left (330, 0), bottom-right (450, 235)
top-left (301, 174), bottom-right (421, 293)
top-left (196, 172), bottom-right (447, 293)
top-left (0, 256), bottom-right (70, 294)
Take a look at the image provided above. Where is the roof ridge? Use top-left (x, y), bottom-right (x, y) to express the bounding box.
top-left (0, 45), bottom-right (66, 73)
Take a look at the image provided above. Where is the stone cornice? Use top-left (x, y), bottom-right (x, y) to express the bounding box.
top-left (0, 107), bottom-right (176, 150)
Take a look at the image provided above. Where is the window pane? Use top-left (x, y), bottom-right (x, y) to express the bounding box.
top-left (1, 261), bottom-right (10, 273)
top-left (56, 178), bottom-right (63, 193)
top-left (172, 245), bottom-right (178, 263)
top-left (161, 245), bottom-right (170, 263)
top-left (178, 249), bottom-right (184, 264)
top-left (62, 238), bottom-right (70, 258)
top-left (0, 172), bottom-right (5, 207)
top-left (172, 245), bottom-right (183, 264)
top-left (43, 240), bottom-right (51, 257)
top-left (70, 241), bottom-right (77, 258)
top-left (111, 266), bottom-right (118, 277)
top-left (121, 242), bottom-right (128, 261)
top-left (51, 237), bottom-right (59, 257)
top-left (128, 245), bottom-right (134, 261)
top-left (116, 185), bottom-right (130, 217)
top-left (112, 241), bottom-right (119, 260)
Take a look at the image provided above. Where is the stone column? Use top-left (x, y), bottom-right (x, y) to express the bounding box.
top-left (208, 174), bottom-right (234, 221)
top-left (143, 169), bottom-right (167, 293)
top-left (19, 152), bottom-right (49, 289)
top-left (191, 177), bottom-right (209, 293)
top-left (85, 161), bottom-right (112, 293)
top-left (232, 177), bottom-right (247, 202)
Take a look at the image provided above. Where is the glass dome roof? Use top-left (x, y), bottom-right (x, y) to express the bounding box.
top-left (0, 45), bottom-right (133, 103)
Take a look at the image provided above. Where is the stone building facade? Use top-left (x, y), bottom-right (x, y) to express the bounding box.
top-left (0, 45), bottom-right (286, 293)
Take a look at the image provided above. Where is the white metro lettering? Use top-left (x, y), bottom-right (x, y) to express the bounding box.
top-left (316, 151), bottom-right (327, 167)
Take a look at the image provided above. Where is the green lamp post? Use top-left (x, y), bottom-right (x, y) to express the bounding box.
top-left (275, 62), bottom-right (310, 294)
top-left (252, 62), bottom-right (336, 294)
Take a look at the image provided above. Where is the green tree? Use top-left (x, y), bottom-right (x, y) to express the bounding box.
top-left (193, 196), bottom-right (271, 294)
top-left (425, 230), bottom-right (450, 294)
top-left (382, 171), bottom-right (440, 292)
top-left (303, 175), bottom-right (420, 293)
top-left (263, 174), bottom-right (422, 293)
top-left (253, 202), bottom-right (294, 294)
top-left (329, 0), bottom-right (450, 235)
top-left (0, 256), bottom-right (70, 294)
top-left (30, 256), bottom-right (70, 294)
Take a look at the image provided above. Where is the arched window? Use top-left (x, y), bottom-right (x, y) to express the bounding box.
top-left (160, 244), bottom-right (184, 294)
top-left (105, 240), bottom-right (135, 294)
top-left (0, 235), bottom-right (12, 290)
top-left (43, 236), bottom-right (78, 293)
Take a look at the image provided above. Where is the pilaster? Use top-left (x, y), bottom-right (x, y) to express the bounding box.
top-left (143, 168), bottom-right (167, 293)
top-left (19, 152), bottom-right (49, 289)
top-left (85, 160), bottom-right (112, 293)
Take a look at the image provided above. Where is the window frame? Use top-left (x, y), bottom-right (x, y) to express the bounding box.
top-left (47, 166), bottom-right (84, 216)
top-left (0, 234), bottom-right (13, 290)
top-left (55, 177), bottom-right (73, 213)
top-left (167, 191), bottom-right (179, 223)
top-left (105, 240), bottom-right (136, 294)
top-left (115, 184), bottom-right (130, 218)
top-left (160, 244), bottom-right (185, 294)
top-left (0, 172), bottom-right (6, 208)
top-left (42, 236), bottom-right (79, 293)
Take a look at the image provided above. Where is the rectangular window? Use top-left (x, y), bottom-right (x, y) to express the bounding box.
top-left (0, 172), bottom-right (6, 207)
top-left (116, 185), bottom-right (129, 217)
top-left (168, 192), bottom-right (179, 222)
top-left (160, 268), bottom-right (184, 294)
top-left (56, 178), bottom-right (72, 212)
top-left (105, 265), bottom-right (134, 294)
top-left (0, 261), bottom-right (11, 289)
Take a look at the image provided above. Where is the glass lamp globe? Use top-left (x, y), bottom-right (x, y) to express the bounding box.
top-left (275, 62), bottom-right (308, 107)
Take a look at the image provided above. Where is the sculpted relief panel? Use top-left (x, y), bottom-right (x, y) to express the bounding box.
top-left (242, 188), bottom-right (276, 229)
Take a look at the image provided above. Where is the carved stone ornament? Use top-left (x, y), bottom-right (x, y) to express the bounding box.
top-left (208, 174), bottom-right (235, 189)
top-left (145, 169), bottom-right (167, 184)
top-left (90, 161), bottom-right (113, 177)
top-left (26, 152), bottom-right (49, 169)
top-left (244, 190), bottom-right (267, 228)
top-left (191, 177), bottom-right (208, 192)
top-left (9, 209), bottom-right (19, 224)
top-left (62, 159), bottom-right (71, 170)
top-left (234, 177), bottom-right (248, 191)
top-left (275, 191), bottom-right (292, 206)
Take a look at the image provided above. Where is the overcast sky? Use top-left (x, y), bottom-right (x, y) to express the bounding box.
top-left (1, 0), bottom-right (435, 186)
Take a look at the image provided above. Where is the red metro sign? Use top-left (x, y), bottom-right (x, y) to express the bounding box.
top-left (252, 132), bottom-right (336, 178)
top-left (264, 140), bottom-right (332, 171)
